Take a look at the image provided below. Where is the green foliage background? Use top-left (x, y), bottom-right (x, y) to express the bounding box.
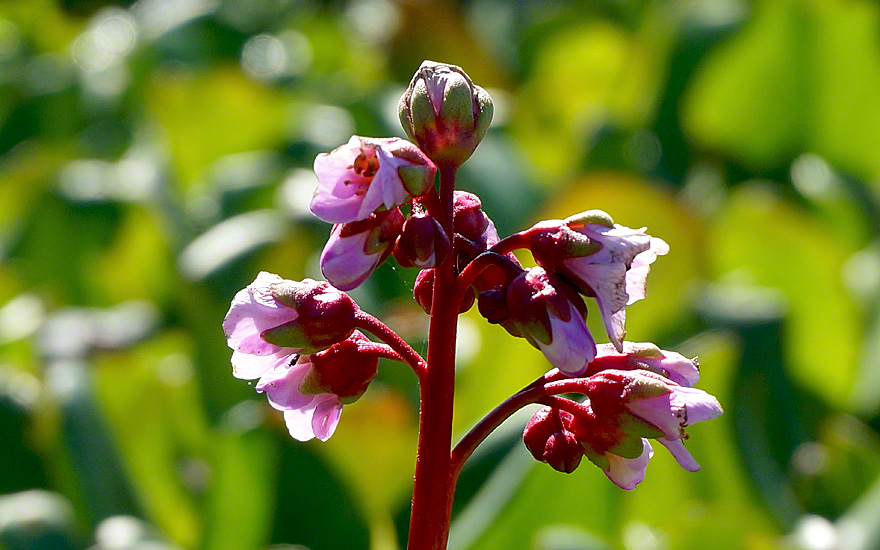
top-left (1, 0), bottom-right (880, 549)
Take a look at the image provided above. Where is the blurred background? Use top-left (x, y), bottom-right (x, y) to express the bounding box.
top-left (2, 0), bottom-right (880, 548)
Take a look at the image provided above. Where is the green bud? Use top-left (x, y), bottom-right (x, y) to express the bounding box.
top-left (398, 60), bottom-right (494, 167)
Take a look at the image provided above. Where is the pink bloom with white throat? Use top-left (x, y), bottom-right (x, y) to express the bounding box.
top-left (585, 369), bottom-right (722, 471)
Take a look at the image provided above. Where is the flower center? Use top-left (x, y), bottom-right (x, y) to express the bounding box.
top-left (351, 148), bottom-right (380, 178)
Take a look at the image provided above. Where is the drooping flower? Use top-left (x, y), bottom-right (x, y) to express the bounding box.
top-left (526, 211), bottom-right (668, 352)
top-left (584, 369), bottom-right (722, 471)
top-left (311, 136), bottom-right (435, 224)
top-left (254, 331), bottom-right (379, 441)
top-left (223, 272), bottom-right (358, 380)
top-left (505, 267), bottom-right (596, 376)
top-left (320, 208), bottom-right (404, 291)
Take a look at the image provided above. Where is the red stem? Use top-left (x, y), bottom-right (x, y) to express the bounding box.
top-left (450, 375), bottom-right (589, 480)
top-left (354, 311), bottom-right (426, 378)
top-left (406, 164), bottom-right (459, 549)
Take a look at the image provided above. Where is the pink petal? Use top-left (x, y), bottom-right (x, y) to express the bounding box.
top-left (283, 399), bottom-right (321, 441)
top-left (604, 439), bottom-right (653, 490)
top-left (536, 303), bottom-right (596, 376)
top-left (231, 349), bottom-right (294, 380)
top-left (223, 273), bottom-right (300, 356)
top-left (255, 356), bottom-right (314, 411)
top-left (311, 137), bottom-right (371, 224)
top-left (282, 394), bottom-right (343, 442)
top-left (627, 386), bottom-right (723, 438)
top-left (625, 238), bottom-right (668, 306)
top-left (672, 386), bottom-right (723, 424)
top-left (311, 396), bottom-right (343, 441)
top-left (320, 227), bottom-right (382, 291)
top-left (657, 437), bottom-right (700, 472)
top-left (636, 347), bottom-right (700, 387)
top-left (626, 393), bottom-right (682, 438)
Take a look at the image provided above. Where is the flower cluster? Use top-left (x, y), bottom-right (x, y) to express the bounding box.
top-left (523, 343), bottom-right (722, 489)
top-left (223, 272), bottom-right (377, 441)
top-left (221, 59), bottom-right (721, 509)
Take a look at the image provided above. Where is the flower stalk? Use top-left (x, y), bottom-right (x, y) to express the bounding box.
top-left (221, 60), bottom-right (722, 550)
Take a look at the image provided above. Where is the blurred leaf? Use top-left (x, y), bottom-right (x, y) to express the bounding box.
top-left (320, 387), bottom-right (418, 550)
top-left (94, 206), bottom-right (175, 304)
top-left (511, 13), bottom-right (672, 181)
top-left (146, 67), bottom-right (288, 188)
top-left (270, 434), bottom-right (371, 550)
top-left (0, 490), bottom-right (80, 550)
top-left (203, 421), bottom-right (276, 550)
top-left (709, 182), bottom-right (861, 408)
top-left (47, 360), bottom-right (142, 527)
top-left (684, 0), bottom-right (880, 181)
top-left (94, 331), bottom-right (209, 548)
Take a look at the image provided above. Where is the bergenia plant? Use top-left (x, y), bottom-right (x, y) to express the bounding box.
top-left (223, 60), bottom-right (723, 549)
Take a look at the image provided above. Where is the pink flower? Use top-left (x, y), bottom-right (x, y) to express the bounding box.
top-left (321, 208), bottom-right (404, 291)
top-left (254, 331), bottom-right (379, 441)
top-left (564, 213), bottom-right (668, 352)
top-left (527, 211), bottom-right (668, 352)
top-left (223, 272), bottom-right (358, 380)
top-left (311, 136), bottom-right (435, 224)
top-left (506, 267), bottom-right (596, 376)
top-left (585, 369), bottom-right (722, 471)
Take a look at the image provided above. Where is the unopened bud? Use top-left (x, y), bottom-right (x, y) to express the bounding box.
top-left (453, 191), bottom-right (489, 241)
top-left (414, 268), bottom-right (475, 315)
top-left (523, 406), bottom-right (584, 474)
top-left (321, 208), bottom-right (405, 291)
top-left (398, 61), bottom-right (494, 167)
top-left (393, 213), bottom-right (451, 268)
top-left (299, 331), bottom-right (379, 404)
top-left (256, 278), bottom-right (358, 354)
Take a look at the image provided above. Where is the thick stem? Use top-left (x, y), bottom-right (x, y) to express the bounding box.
top-left (407, 164), bottom-right (459, 550)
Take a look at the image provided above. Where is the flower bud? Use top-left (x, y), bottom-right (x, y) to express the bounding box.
top-left (298, 331), bottom-right (379, 404)
top-left (413, 268), bottom-right (475, 315)
top-left (567, 404), bottom-right (654, 490)
top-left (452, 191), bottom-right (489, 241)
top-left (393, 213), bottom-right (451, 268)
top-left (523, 406), bottom-right (583, 474)
top-left (398, 61), bottom-right (494, 167)
top-left (505, 267), bottom-right (596, 376)
top-left (259, 278), bottom-right (358, 354)
top-left (584, 369), bottom-right (723, 471)
top-left (321, 208), bottom-right (405, 291)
